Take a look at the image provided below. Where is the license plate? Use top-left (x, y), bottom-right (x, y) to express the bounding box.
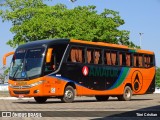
top-left (18, 94), bottom-right (24, 98)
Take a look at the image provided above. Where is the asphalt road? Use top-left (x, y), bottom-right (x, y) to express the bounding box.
top-left (0, 93), bottom-right (160, 120)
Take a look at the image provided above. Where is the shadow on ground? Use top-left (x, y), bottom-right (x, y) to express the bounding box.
top-left (91, 105), bottom-right (160, 120)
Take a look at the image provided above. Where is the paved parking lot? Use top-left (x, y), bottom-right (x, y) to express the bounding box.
top-left (0, 93), bottom-right (160, 120)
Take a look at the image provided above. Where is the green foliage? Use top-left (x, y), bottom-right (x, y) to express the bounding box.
top-left (156, 68), bottom-right (160, 87)
top-left (0, 67), bottom-right (9, 83)
top-left (0, 0), bottom-right (139, 48)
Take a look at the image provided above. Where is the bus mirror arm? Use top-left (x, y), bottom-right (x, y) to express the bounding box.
top-left (3, 51), bottom-right (14, 66)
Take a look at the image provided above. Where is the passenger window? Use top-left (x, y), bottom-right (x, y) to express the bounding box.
top-left (122, 53), bottom-right (126, 66)
top-left (119, 53), bottom-right (122, 66)
top-left (87, 49), bottom-right (92, 63)
top-left (105, 50), bottom-right (118, 66)
top-left (87, 49), bottom-right (101, 64)
top-left (111, 51), bottom-right (118, 65)
top-left (138, 55), bottom-right (143, 67)
top-left (105, 51), bottom-right (111, 65)
top-left (69, 47), bottom-right (84, 63)
top-left (133, 54), bottom-right (138, 67)
top-left (70, 48), bottom-right (76, 62)
top-left (144, 55), bottom-right (154, 67)
top-left (126, 53), bottom-right (131, 66)
top-left (94, 50), bottom-right (101, 64)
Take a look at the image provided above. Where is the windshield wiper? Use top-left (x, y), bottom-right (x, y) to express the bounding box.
top-left (23, 60), bottom-right (29, 80)
top-left (12, 64), bottom-right (22, 78)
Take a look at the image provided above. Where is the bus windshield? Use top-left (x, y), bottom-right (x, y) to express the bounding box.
top-left (9, 48), bottom-right (45, 80)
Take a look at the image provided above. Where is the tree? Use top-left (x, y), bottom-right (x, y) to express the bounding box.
top-left (0, 67), bottom-right (9, 84)
top-left (0, 0), bottom-right (139, 48)
top-left (156, 67), bottom-right (160, 87)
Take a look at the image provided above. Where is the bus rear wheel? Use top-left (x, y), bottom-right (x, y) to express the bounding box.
top-left (95, 95), bottom-right (109, 101)
top-left (34, 97), bottom-right (47, 103)
top-left (61, 86), bottom-right (75, 103)
top-left (118, 86), bottom-right (132, 101)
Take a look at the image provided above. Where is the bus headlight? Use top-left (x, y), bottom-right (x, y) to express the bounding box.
top-left (8, 80), bottom-right (45, 89)
top-left (30, 80), bottom-right (45, 87)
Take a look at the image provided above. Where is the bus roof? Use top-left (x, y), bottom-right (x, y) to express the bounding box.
top-left (17, 38), bottom-right (70, 49)
top-left (71, 39), bottom-right (129, 49)
top-left (70, 39), bottom-right (154, 55)
top-left (16, 38), bottom-right (154, 55)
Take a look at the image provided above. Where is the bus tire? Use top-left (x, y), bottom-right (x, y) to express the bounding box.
top-left (61, 86), bottom-right (75, 103)
top-left (118, 86), bottom-right (132, 101)
top-left (95, 95), bottom-right (109, 101)
top-left (34, 97), bottom-right (47, 103)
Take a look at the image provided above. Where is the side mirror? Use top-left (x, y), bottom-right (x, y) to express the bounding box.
top-left (46, 48), bottom-right (53, 63)
top-left (3, 51), bottom-right (14, 66)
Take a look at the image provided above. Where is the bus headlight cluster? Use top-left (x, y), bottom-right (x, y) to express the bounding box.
top-left (29, 80), bottom-right (45, 87)
top-left (8, 80), bottom-right (45, 89)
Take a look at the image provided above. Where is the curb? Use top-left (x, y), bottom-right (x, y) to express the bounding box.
top-left (0, 97), bottom-right (33, 100)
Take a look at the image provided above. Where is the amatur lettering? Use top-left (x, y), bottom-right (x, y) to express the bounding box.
top-left (89, 66), bottom-right (118, 77)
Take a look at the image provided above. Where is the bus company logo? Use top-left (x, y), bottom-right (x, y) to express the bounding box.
top-left (82, 66), bottom-right (89, 76)
top-left (131, 71), bottom-right (143, 93)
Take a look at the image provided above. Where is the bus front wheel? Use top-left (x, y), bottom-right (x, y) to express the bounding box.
top-left (61, 86), bottom-right (75, 103)
top-left (34, 97), bottom-right (47, 103)
top-left (118, 86), bottom-right (132, 101)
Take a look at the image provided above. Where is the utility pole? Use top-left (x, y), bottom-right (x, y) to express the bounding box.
top-left (69, 0), bottom-right (77, 2)
top-left (139, 33), bottom-right (144, 48)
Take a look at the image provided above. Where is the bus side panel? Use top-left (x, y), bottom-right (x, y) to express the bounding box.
top-left (57, 64), bottom-right (128, 95)
top-left (145, 75), bottom-right (155, 93)
top-left (129, 67), bottom-right (155, 95)
top-left (73, 67), bottom-right (155, 96)
top-left (43, 76), bottom-right (67, 96)
top-left (56, 67), bottom-right (155, 96)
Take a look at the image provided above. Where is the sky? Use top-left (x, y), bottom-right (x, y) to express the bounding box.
top-left (0, 0), bottom-right (160, 68)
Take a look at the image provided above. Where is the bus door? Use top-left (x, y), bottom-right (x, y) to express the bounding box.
top-left (83, 49), bottom-right (106, 91)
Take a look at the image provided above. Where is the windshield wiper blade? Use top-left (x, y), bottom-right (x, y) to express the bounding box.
top-left (22, 59), bottom-right (30, 80)
top-left (12, 65), bottom-right (22, 78)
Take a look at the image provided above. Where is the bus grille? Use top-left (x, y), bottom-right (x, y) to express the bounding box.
top-left (13, 90), bottom-right (30, 94)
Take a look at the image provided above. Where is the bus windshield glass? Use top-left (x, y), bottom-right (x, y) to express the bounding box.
top-left (9, 48), bottom-right (45, 80)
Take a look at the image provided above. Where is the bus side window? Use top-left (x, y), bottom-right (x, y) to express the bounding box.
top-left (148, 56), bottom-right (151, 67)
top-left (70, 48), bottom-right (77, 62)
top-left (111, 51), bottom-right (117, 65)
top-left (150, 55), bottom-right (154, 67)
top-left (69, 47), bottom-right (84, 63)
top-left (122, 53), bottom-right (126, 66)
top-left (76, 48), bottom-right (83, 63)
top-left (126, 53), bottom-right (131, 66)
top-left (94, 50), bottom-right (101, 64)
top-left (139, 55), bottom-right (143, 67)
top-left (87, 49), bottom-right (91, 63)
top-left (144, 55), bottom-right (148, 67)
top-left (105, 51), bottom-right (111, 65)
top-left (119, 53), bottom-right (122, 66)
top-left (144, 55), bottom-right (152, 68)
top-left (133, 54), bottom-right (137, 67)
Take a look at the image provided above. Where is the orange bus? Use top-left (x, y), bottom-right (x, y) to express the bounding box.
top-left (3, 39), bottom-right (156, 103)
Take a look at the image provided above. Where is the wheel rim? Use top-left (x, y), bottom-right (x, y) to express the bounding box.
top-left (65, 89), bottom-right (73, 99)
top-left (125, 89), bottom-right (131, 98)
